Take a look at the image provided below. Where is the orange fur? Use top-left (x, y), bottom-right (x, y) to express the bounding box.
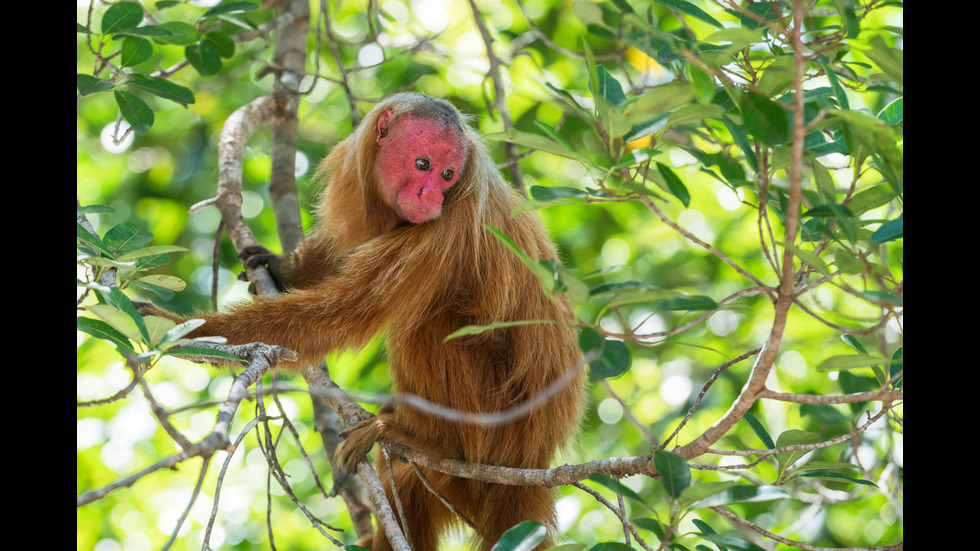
top-left (170, 93), bottom-right (585, 551)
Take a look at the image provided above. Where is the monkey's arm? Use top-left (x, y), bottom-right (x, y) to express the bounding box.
top-left (156, 228), bottom-right (446, 367)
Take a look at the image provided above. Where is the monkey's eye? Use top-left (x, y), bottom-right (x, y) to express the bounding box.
top-left (440, 169), bottom-right (454, 181)
top-left (415, 158), bottom-right (430, 171)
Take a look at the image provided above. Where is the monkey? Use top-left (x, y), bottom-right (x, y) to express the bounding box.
top-left (143, 93), bottom-right (585, 551)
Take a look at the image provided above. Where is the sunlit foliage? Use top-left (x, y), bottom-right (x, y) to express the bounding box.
top-left (78, 1), bottom-right (902, 550)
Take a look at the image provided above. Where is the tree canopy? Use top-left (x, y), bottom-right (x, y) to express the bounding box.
top-left (77, 1), bottom-right (903, 550)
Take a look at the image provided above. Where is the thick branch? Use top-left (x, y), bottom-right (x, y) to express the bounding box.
top-left (671, 1), bottom-right (811, 461)
top-left (269, 0), bottom-right (309, 256)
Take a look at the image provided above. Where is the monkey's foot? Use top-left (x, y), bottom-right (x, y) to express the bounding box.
top-left (337, 416), bottom-right (383, 474)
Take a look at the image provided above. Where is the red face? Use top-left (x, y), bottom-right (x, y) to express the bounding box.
top-left (376, 114), bottom-right (466, 224)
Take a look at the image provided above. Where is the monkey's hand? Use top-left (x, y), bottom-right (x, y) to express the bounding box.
top-left (237, 245), bottom-right (285, 293)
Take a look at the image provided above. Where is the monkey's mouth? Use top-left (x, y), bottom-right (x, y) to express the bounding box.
top-left (396, 181), bottom-right (445, 223)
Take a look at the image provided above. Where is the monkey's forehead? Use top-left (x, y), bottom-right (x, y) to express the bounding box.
top-left (388, 116), bottom-right (467, 160)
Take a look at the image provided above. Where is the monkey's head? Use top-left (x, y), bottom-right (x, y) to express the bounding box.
top-left (364, 94), bottom-right (470, 225)
top-left (374, 110), bottom-right (467, 223)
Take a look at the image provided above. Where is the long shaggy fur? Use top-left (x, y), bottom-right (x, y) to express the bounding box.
top-left (173, 93), bottom-right (585, 551)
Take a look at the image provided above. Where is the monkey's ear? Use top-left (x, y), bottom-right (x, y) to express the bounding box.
top-left (376, 108), bottom-right (393, 143)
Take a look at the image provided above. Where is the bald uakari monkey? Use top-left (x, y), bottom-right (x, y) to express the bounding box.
top-left (145, 93), bottom-right (585, 551)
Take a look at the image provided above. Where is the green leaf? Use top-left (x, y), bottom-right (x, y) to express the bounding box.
top-left (116, 244), bottom-right (187, 261)
top-left (653, 450), bottom-right (690, 499)
top-left (691, 518), bottom-right (718, 537)
top-left (699, 533), bottom-right (766, 551)
top-left (114, 90), bottom-right (154, 135)
top-left (101, 1), bottom-right (143, 35)
top-left (802, 204), bottom-right (854, 219)
top-left (102, 223), bottom-right (154, 257)
top-left (889, 347), bottom-right (903, 388)
top-left (790, 460), bottom-right (860, 473)
top-left (144, 315), bottom-right (177, 347)
top-left (782, 460), bottom-right (877, 485)
top-left (651, 0), bottom-right (724, 28)
top-left (863, 35), bottom-right (903, 86)
top-left (833, 248), bottom-right (864, 274)
top-left (686, 485), bottom-right (789, 509)
top-left (734, 1), bottom-right (778, 31)
top-left (794, 470), bottom-right (877, 487)
top-left (154, 21), bottom-right (201, 45)
top-left (678, 481), bottom-right (736, 509)
top-left (661, 103), bottom-right (724, 131)
top-left (76, 316), bottom-right (135, 352)
top-left (530, 185), bottom-right (587, 201)
top-left (126, 75), bottom-right (195, 106)
top-left (816, 57), bottom-right (850, 111)
top-left (444, 319), bottom-right (564, 342)
top-left (99, 286), bottom-right (150, 340)
top-left (135, 255), bottom-right (173, 272)
top-left (781, 242), bottom-right (832, 278)
top-left (739, 91), bottom-right (789, 145)
top-left (630, 517), bottom-right (665, 538)
top-left (491, 521), bottom-right (548, 551)
top-left (848, 184), bottom-right (898, 215)
top-left (841, 334), bottom-right (869, 355)
top-left (202, 1), bottom-right (260, 18)
top-left (774, 430), bottom-right (820, 476)
top-left (656, 162), bottom-right (690, 207)
top-left (77, 204), bottom-right (114, 215)
top-left (831, 110), bottom-right (902, 192)
top-left (586, 543), bottom-right (635, 551)
top-left (489, 128), bottom-right (588, 165)
top-left (742, 412), bottom-right (775, 449)
top-left (817, 354), bottom-right (885, 372)
top-left (687, 64), bottom-right (715, 103)
top-left (77, 74), bottom-right (115, 96)
top-left (120, 36), bottom-right (153, 67)
top-left (185, 41), bottom-right (223, 76)
top-left (871, 215), bottom-right (903, 244)
top-left (204, 30), bottom-right (236, 58)
top-left (160, 319), bottom-right (207, 344)
top-left (86, 304), bottom-right (145, 344)
top-left (595, 65), bottom-right (627, 106)
top-left (656, 295), bottom-right (717, 311)
top-left (545, 260), bottom-right (590, 306)
top-left (133, 274), bottom-right (187, 292)
top-left (878, 97), bottom-right (903, 126)
top-left (723, 115), bottom-right (758, 172)
top-left (114, 26), bottom-right (173, 39)
top-left (486, 225), bottom-right (556, 294)
top-left (161, 346), bottom-right (240, 362)
top-left (579, 327), bottom-right (631, 381)
top-left (129, 279), bottom-right (176, 301)
top-left (626, 81), bottom-right (698, 137)
top-left (756, 56), bottom-right (795, 97)
top-left (588, 473), bottom-right (651, 509)
top-left (77, 223), bottom-right (113, 256)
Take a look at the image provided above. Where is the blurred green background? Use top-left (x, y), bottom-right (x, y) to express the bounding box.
top-left (78, 1), bottom-right (903, 550)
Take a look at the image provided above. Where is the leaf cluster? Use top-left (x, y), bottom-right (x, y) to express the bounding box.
top-left (77, 205), bottom-right (235, 365)
top-left (77, 1), bottom-right (265, 134)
